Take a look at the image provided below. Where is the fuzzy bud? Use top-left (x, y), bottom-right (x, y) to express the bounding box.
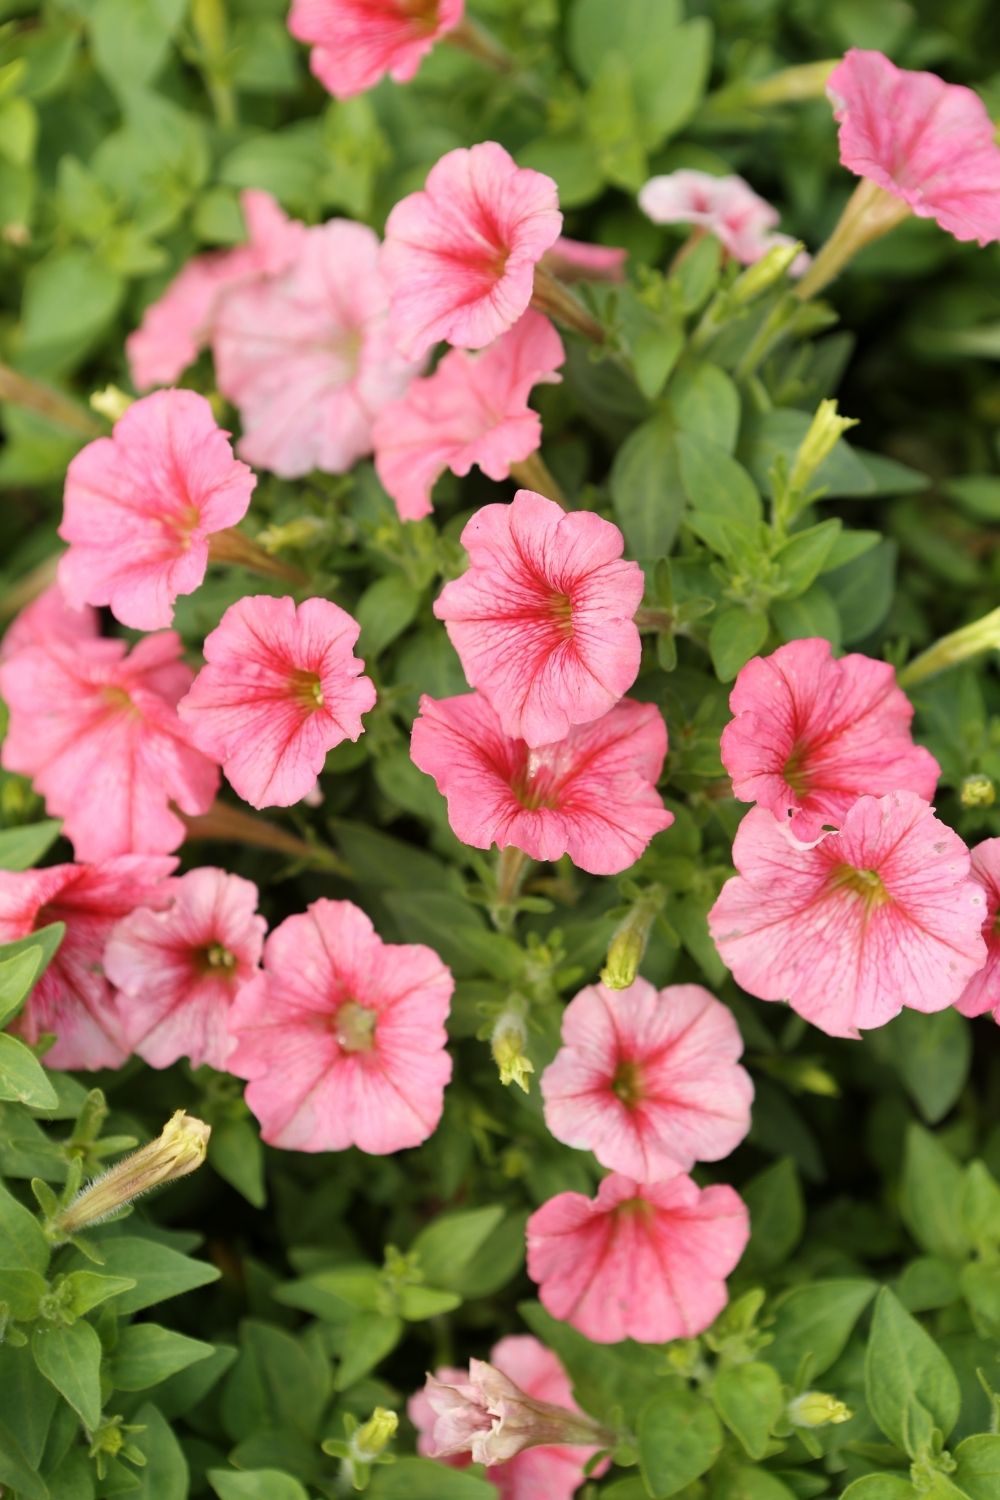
top-left (54, 1111), bottom-right (211, 1238)
top-left (787, 1391), bottom-right (852, 1428)
top-left (961, 773), bottom-right (996, 809)
top-left (350, 1407), bottom-right (398, 1464)
top-left (788, 399), bottom-right (859, 498)
top-left (491, 1009), bottom-right (535, 1093)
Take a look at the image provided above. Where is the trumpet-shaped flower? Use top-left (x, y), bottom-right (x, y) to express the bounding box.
top-left (226, 898), bottom-right (453, 1153)
top-left (721, 638), bottom-right (939, 841)
top-left (956, 839), bottom-right (1000, 1022)
top-left (58, 390), bottom-right (256, 630)
top-left (708, 793), bottom-right (987, 1038)
top-left (0, 857), bottom-right (175, 1070)
top-left (213, 219), bottom-right (418, 478)
top-left (411, 693), bottom-right (671, 875)
top-left (373, 310), bottom-right (564, 521)
top-left (526, 1171), bottom-right (749, 1344)
top-left (827, 49), bottom-right (1000, 245)
top-left (105, 867), bottom-right (266, 1070)
top-left (1, 584), bottom-right (97, 662)
top-left (433, 490), bottom-right (643, 747)
top-left (178, 595), bottom-right (375, 810)
top-left (382, 143), bottom-right (563, 359)
top-left (638, 170), bottom-right (781, 262)
top-left (0, 632), bottom-right (219, 862)
top-left (288, 0), bottom-right (465, 99)
top-left (541, 980), bottom-right (753, 1180)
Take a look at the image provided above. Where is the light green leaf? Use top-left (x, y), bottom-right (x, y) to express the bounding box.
top-left (410, 1206), bottom-right (504, 1290)
top-left (109, 1324), bottom-right (215, 1391)
top-left (825, 539), bottom-right (897, 644)
top-left (368, 1459), bottom-right (497, 1498)
top-left (64, 1235), bottom-right (219, 1314)
top-left (333, 1310), bottom-right (403, 1390)
top-left (132, 1402), bottom-right (189, 1500)
top-left (841, 1479), bottom-right (916, 1500)
top-left (900, 1126), bottom-right (971, 1263)
top-left (739, 1158), bottom-right (805, 1275)
top-left (638, 1385), bottom-right (723, 1497)
top-left (708, 605), bottom-right (769, 682)
top-left (208, 1118), bottom-right (266, 1209)
top-left (669, 362), bottom-right (741, 453)
top-left (32, 1319), bottom-right (103, 1430)
top-left (0, 1178), bottom-right (49, 1273)
top-left (864, 1288), bottom-right (961, 1455)
top-left (87, 0), bottom-right (185, 92)
top-left (712, 1361), bottom-right (785, 1459)
top-left (885, 1010), bottom-right (971, 1125)
top-left (610, 414), bottom-right (685, 562)
top-left (0, 924), bottom-right (65, 1025)
top-left (0, 820), bottom-right (61, 870)
top-left (954, 1435), bottom-right (1000, 1500)
top-left (767, 1279), bottom-right (877, 1383)
top-left (57, 1271), bottom-right (138, 1318)
top-left (209, 1471), bottom-right (309, 1500)
top-left (0, 1033), bottom-right (59, 1109)
top-left (356, 575), bottom-right (422, 659)
top-left (0, 1267), bottom-right (47, 1319)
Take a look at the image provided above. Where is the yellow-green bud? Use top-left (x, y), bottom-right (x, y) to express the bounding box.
top-left (743, 61), bottom-right (839, 106)
top-left (256, 516), bottom-right (329, 554)
top-left (350, 1407), bottom-right (398, 1464)
top-left (601, 888), bottom-right (663, 991)
top-left (787, 1391), bottom-right (852, 1428)
top-left (788, 399), bottom-right (859, 497)
top-left (729, 240), bottom-right (805, 306)
top-left (492, 1011), bottom-right (535, 1093)
top-left (961, 774), bottom-right (996, 809)
top-left (55, 1111), bottom-right (211, 1238)
top-left (89, 386), bottom-right (133, 423)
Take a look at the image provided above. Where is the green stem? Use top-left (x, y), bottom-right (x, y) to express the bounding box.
top-left (0, 362), bottom-right (102, 437)
top-left (531, 266), bottom-right (607, 346)
top-left (181, 800), bottom-right (351, 875)
top-left (509, 451), bottom-right (567, 507)
top-left (208, 528), bottom-right (308, 585)
top-left (794, 179), bottom-right (909, 302)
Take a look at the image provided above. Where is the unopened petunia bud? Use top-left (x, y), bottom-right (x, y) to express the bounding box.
top-left (900, 606), bottom-right (1000, 688)
top-left (729, 240), bottom-right (806, 305)
top-left (54, 1111), bottom-right (211, 1238)
top-left (961, 774), bottom-right (996, 809)
top-left (491, 1008), bottom-right (535, 1094)
top-left (742, 60), bottom-right (839, 106)
top-left (788, 399), bottom-right (859, 499)
top-left (424, 1359), bottom-right (614, 1465)
top-left (89, 385), bottom-right (134, 423)
top-left (601, 887), bottom-right (663, 990)
top-left (787, 1391), bottom-right (852, 1428)
top-left (350, 1407), bottom-right (398, 1464)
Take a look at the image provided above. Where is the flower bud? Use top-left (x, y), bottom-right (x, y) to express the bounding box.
top-left (742, 61), bottom-right (839, 106)
top-left (788, 399), bottom-right (859, 498)
top-left (89, 385), bottom-right (134, 423)
top-left (900, 606), bottom-right (1000, 688)
top-left (961, 773), bottom-right (996, 809)
top-left (729, 240), bottom-right (805, 306)
top-left (491, 1009), bottom-right (535, 1093)
top-left (54, 1111), bottom-right (211, 1238)
top-left (350, 1407), bottom-right (398, 1464)
top-left (787, 1391), bottom-right (852, 1428)
top-left (424, 1359), bottom-right (614, 1465)
top-left (601, 888), bottom-right (662, 990)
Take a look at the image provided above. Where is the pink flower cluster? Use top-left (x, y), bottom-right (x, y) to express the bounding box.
top-left (709, 638), bottom-right (997, 1037)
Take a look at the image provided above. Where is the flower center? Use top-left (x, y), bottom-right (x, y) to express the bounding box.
top-left (783, 744), bottom-right (810, 795)
top-left (334, 1000), bottom-right (378, 1053)
top-left (614, 1195), bottom-right (654, 1222)
top-left (288, 669), bottom-right (325, 711)
top-left (549, 591), bottom-right (574, 638)
top-left (830, 864), bottom-right (890, 910)
top-left (197, 942), bottom-right (237, 977)
top-left (163, 503), bottom-right (201, 548)
top-left (611, 1058), bottom-right (644, 1108)
top-left (400, 0), bottom-right (440, 28)
top-left (101, 685), bottom-right (140, 717)
top-left (511, 749), bottom-right (561, 811)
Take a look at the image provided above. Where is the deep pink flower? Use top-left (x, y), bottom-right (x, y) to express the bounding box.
top-left (126, 190), bottom-right (306, 392)
top-left (0, 857), bottom-right (175, 1070)
top-left (708, 793), bottom-right (987, 1039)
top-left (226, 898), bottom-right (453, 1153)
top-left (721, 638), bottom-right (940, 841)
top-left (541, 237), bottom-right (627, 283)
top-left (526, 1171), bottom-right (749, 1344)
top-left (638, 170), bottom-right (780, 262)
top-left (956, 839), bottom-right (1000, 1022)
top-left (58, 390), bottom-right (256, 631)
top-left (382, 143), bottom-right (563, 359)
top-left (287, 0), bottom-right (464, 100)
top-left (827, 49), bottom-right (1000, 245)
top-left (433, 490), bottom-right (644, 747)
top-left (104, 867), bottom-right (266, 1070)
top-left (541, 980), bottom-right (753, 1180)
top-left (212, 219), bottom-right (418, 478)
top-left (1, 584), bottom-right (97, 662)
top-left (0, 632), bottom-right (219, 862)
top-left (372, 310), bottom-right (564, 521)
top-left (177, 595), bottom-right (375, 810)
top-left (410, 693), bottom-right (671, 875)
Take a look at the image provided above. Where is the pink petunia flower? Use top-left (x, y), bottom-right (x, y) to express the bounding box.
top-left (226, 898), bottom-right (454, 1153)
top-left (0, 857), bottom-right (175, 1070)
top-left (177, 595), bottom-right (375, 810)
top-left (526, 1171), bottom-right (749, 1344)
top-left (638, 170), bottom-right (781, 263)
top-left (541, 237), bottom-right (627, 283)
top-left (287, 0), bottom-right (465, 100)
top-left (541, 980), bottom-right (753, 1181)
top-left (1, 584), bottom-right (98, 662)
top-left (126, 190), bottom-right (306, 392)
top-left (382, 142), bottom-right (563, 359)
top-left (212, 219), bottom-right (419, 478)
top-left (433, 490), bottom-right (644, 747)
top-left (708, 792), bottom-right (987, 1039)
top-left (956, 839), bottom-right (1000, 1022)
top-left (372, 310), bottom-right (564, 521)
top-left (410, 693), bottom-right (671, 875)
top-left (57, 390), bottom-right (257, 631)
top-left (827, 49), bottom-right (1000, 246)
top-left (721, 638), bottom-right (940, 842)
top-left (0, 632), bottom-right (219, 862)
top-left (104, 867), bottom-right (266, 1070)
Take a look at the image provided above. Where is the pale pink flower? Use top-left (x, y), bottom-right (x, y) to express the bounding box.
top-left (57, 390), bottom-right (256, 631)
top-left (0, 856), bottom-right (175, 1070)
top-left (409, 1367), bottom-right (469, 1463)
top-left (956, 839), bottom-right (1000, 1022)
top-left (226, 898), bottom-right (453, 1153)
top-left (708, 792), bottom-right (987, 1039)
top-left (126, 190), bottom-right (306, 391)
top-left (541, 237), bottom-right (627, 283)
top-left (212, 219), bottom-right (418, 478)
top-left (372, 310), bottom-right (564, 521)
top-left (288, 0), bottom-right (465, 100)
top-left (410, 693), bottom-right (671, 875)
top-left (177, 595), bottom-right (375, 810)
top-left (721, 638), bottom-right (940, 842)
top-left (827, 49), bottom-right (1000, 245)
top-left (0, 632), bottom-right (219, 862)
top-left (433, 490), bottom-right (644, 747)
top-left (526, 1171), bottom-right (749, 1344)
top-left (104, 867), bottom-right (266, 1070)
top-left (541, 980), bottom-right (753, 1181)
top-left (1, 584), bottom-right (97, 662)
top-left (756, 231), bottom-right (812, 278)
top-left (638, 170), bottom-right (780, 262)
top-left (382, 143), bottom-right (563, 359)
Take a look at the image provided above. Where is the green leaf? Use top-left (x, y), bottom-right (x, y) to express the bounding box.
top-left (132, 1402), bottom-right (189, 1500)
top-left (638, 1385), bottom-right (723, 1498)
top-left (708, 606), bottom-right (770, 682)
top-left (382, 891), bottom-right (522, 980)
top-left (841, 1479), bottom-right (916, 1500)
top-left (19, 248), bottom-right (124, 374)
top-left (32, 1319), bottom-right (103, 1430)
top-left (864, 1287), bottom-right (961, 1456)
top-left (0, 947), bottom-right (43, 1027)
top-left (954, 1435), bottom-right (1000, 1500)
top-left (712, 1470), bottom-right (796, 1500)
top-left (410, 1205), bottom-right (504, 1290)
top-left (945, 476), bottom-right (1000, 522)
top-left (774, 519), bottom-right (843, 598)
top-left (739, 1158), bottom-right (805, 1274)
top-left (767, 1279), bottom-right (877, 1383)
top-left (209, 1472), bottom-right (309, 1500)
top-left (825, 540), bottom-right (897, 644)
top-left (712, 1361), bottom-right (785, 1459)
top-left (356, 574), bottom-right (422, 659)
top-left (900, 1126), bottom-right (971, 1263)
top-left (64, 1235), bottom-right (219, 1313)
top-left (220, 1320), bottom-right (331, 1443)
top-left (398, 1285), bottom-right (462, 1319)
top-left (0, 1178), bottom-right (49, 1273)
top-left (0, 1266), bottom-right (47, 1318)
top-left (0, 1417), bottom-right (51, 1500)
top-left (58, 1271), bottom-right (138, 1318)
top-left (0, 1341), bottom-right (58, 1474)
top-left (0, 1032), bottom-right (59, 1109)
top-left (610, 415), bottom-right (685, 562)
top-left (333, 1310), bottom-right (402, 1389)
top-left (368, 1459), bottom-right (497, 1498)
top-left (109, 1324), bottom-right (215, 1391)
top-left (669, 362), bottom-right (741, 453)
top-left (87, 0), bottom-right (185, 92)
top-left (886, 1010), bottom-right (972, 1125)
top-left (678, 433), bottom-right (763, 560)
top-left (208, 1118), bottom-right (266, 1209)
top-left (960, 1260), bottom-right (1000, 1339)
top-left (960, 1160), bottom-right (1000, 1251)
top-left (0, 820), bottom-right (61, 870)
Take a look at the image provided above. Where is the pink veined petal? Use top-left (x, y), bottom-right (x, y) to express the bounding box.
top-left (639, 170), bottom-right (781, 262)
top-left (287, 0), bottom-right (465, 100)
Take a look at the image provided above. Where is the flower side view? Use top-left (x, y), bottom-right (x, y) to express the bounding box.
top-left (226, 898), bottom-right (453, 1153)
top-left (57, 390), bottom-right (257, 631)
top-left (709, 792), bottom-right (987, 1038)
top-left (541, 980), bottom-right (753, 1180)
top-left (526, 1171), bottom-right (749, 1344)
top-left (105, 867), bottom-right (266, 1071)
top-left (287, 0), bottom-right (465, 100)
top-left (434, 489), bottom-right (644, 747)
top-left (956, 838), bottom-right (1000, 1023)
top-left (373, 310), bottom-right (564, 521)
top-left (411, 692), bottom-right (671, 875)
top-left (178, 595), bottom-right (376, 810)
top-left (639, 169), bottom-right (780, 262)
top-left (721, 637), bottom-right (940, 840)
top-left (0, 857), bottom-right (175, 1070)
top-left (0, 583), bottom-right (98, 662)
top-left (0, 632), bottom-right (219, 862)
top-left (381, 142), bottom-right (563, 359)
